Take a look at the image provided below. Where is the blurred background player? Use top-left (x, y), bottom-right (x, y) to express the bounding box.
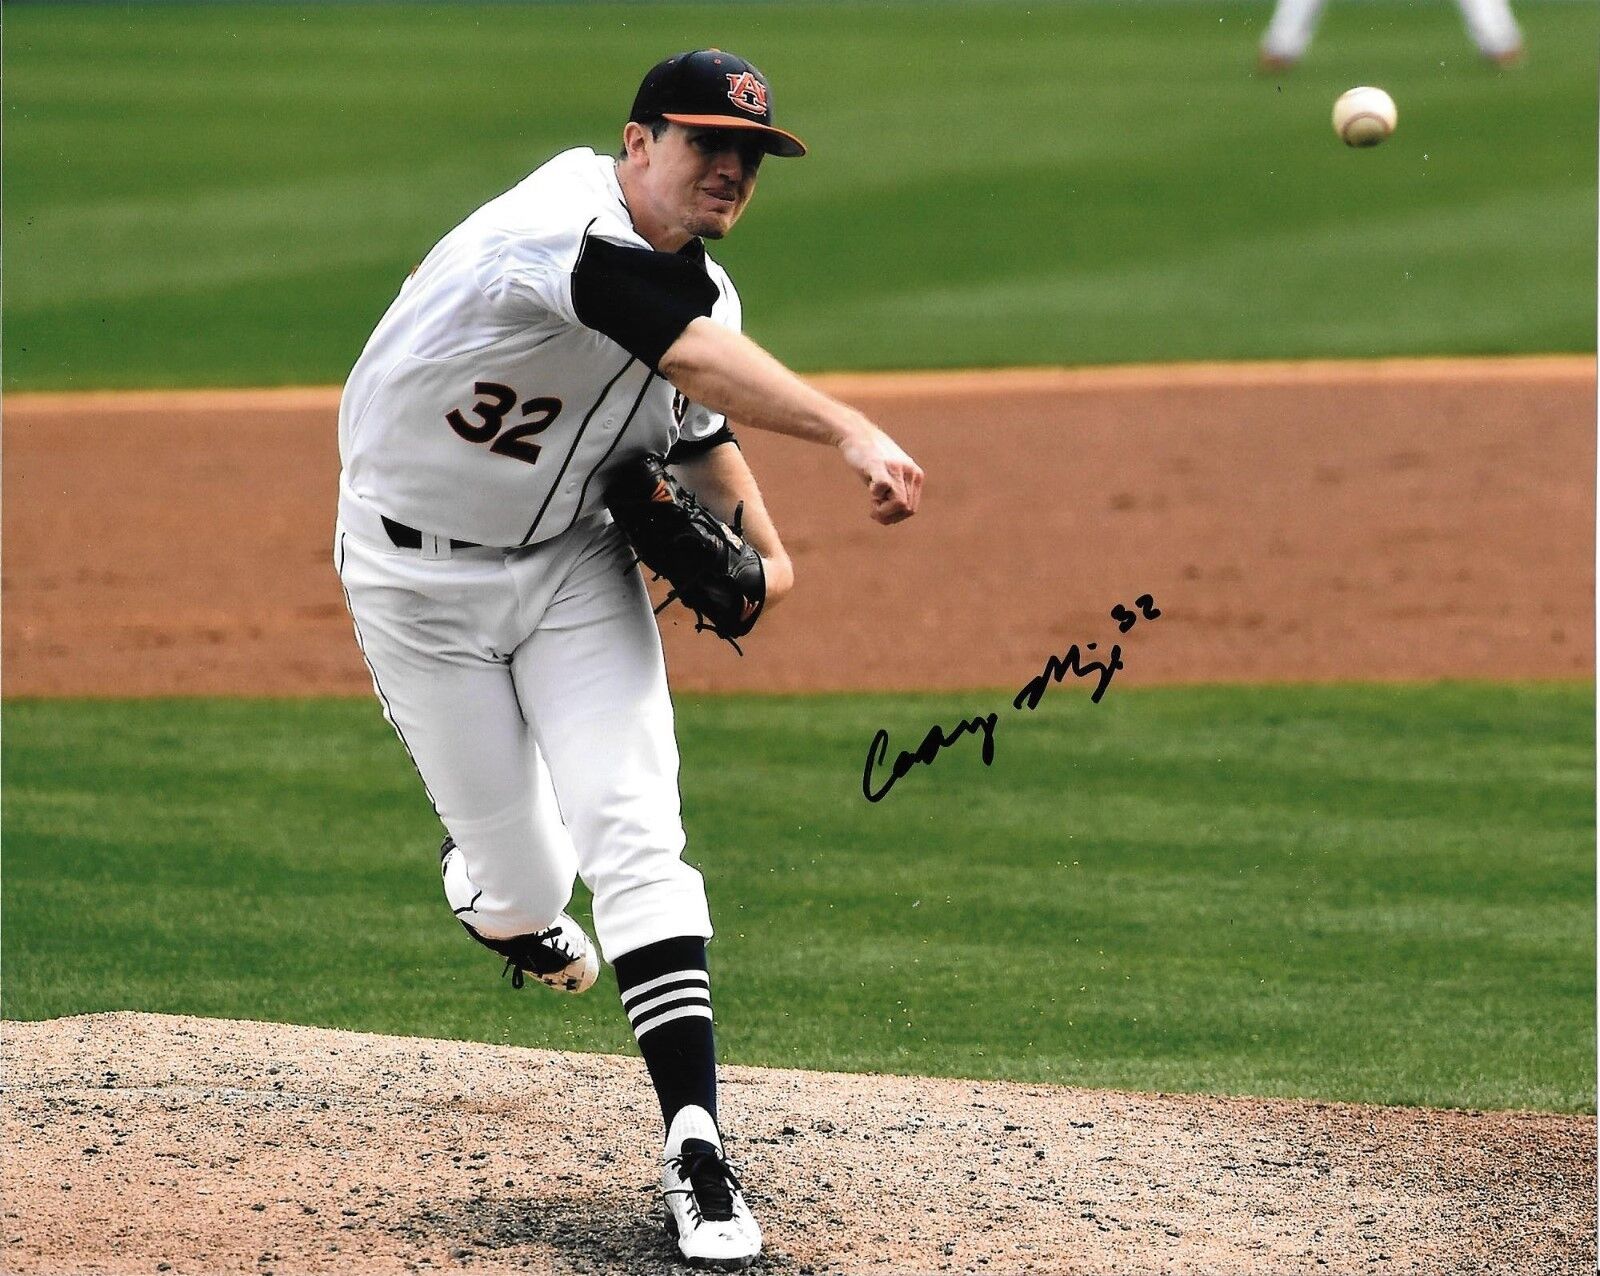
top-left (1258, 0), bottom-right (1523, 70)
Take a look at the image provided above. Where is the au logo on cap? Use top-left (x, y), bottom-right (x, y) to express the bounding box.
top-left (724, 71), bottom-right (769, 116)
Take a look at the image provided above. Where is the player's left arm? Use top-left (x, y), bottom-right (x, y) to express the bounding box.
top-left (668, 443), bottom-right (796, 609)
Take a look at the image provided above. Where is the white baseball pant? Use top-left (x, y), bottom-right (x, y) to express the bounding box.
top-left (1260, 0), bottom-right (1522, 61)
top-left (334, 490), bottom-right (713, 962)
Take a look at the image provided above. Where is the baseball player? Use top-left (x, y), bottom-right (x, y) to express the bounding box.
top-left (334, 49), bottom-right (922, 1270)
top-left (1258, 0), bottom-right (1523, 69)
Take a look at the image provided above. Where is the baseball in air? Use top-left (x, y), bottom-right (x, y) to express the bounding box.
top-left (1332, 86), bottom-right (1397, 147)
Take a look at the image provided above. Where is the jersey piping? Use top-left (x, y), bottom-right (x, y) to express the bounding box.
top-left (519, 354), bottom-right (639, 545)
top-left (561, 369), bottom-right (659, 539)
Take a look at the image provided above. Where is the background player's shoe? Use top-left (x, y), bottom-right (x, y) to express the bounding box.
top-left (661, 1105), bottom-right (762, 1270)
top-left (441, 837), bottom-right (600, 993)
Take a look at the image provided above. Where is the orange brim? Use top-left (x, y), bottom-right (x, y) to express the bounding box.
top-left (660, 113), bottom-right (808, 158)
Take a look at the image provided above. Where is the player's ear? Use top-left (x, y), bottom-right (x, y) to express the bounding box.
top-left (621, 121), bottom-right (653, 166)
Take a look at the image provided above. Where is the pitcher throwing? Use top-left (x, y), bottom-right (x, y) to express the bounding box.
top-left (334, 48), bottom-right (922, 1269)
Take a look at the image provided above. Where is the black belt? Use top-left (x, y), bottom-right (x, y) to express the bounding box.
top-left (381, 516), bottom-right (481, 550)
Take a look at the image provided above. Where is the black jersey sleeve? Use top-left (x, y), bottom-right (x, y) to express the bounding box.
top-left (570, 230), bottom-right (720, 371)
top-left (666, 423), bottom-right (739, 463)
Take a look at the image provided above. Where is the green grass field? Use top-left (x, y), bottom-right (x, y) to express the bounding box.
top-left (4, 0), bottom-right (1593, 1121)
top-left (5, 0), bottom-right (1596, 390)
top-left (5, 684), bottom-right (1592, 1113)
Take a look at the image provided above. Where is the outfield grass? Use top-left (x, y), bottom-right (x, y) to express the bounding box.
top-left (4, 684), bottom-right (1592, 1113)
top-left (5, 1), bottom-right (1596, 390)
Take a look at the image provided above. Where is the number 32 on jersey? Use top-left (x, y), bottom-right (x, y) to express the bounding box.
top-left (446, 381), bottom-right (563, 465)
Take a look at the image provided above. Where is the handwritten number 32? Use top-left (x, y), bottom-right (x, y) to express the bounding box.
top-left (1111, 594), bottom-right (1161, 634)
top-left (446, 381), bottom-right (562, 465)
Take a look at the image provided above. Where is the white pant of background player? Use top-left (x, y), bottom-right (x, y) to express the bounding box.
top-left (335, 487), bottom-right (712, 960)
top-left (1260, 0), bottom-right (1522, 64)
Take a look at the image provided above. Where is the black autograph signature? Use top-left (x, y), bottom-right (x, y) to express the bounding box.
top-left (862, 594), bottom-right (1161, 803)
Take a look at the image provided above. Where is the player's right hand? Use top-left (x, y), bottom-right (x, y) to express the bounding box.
top-left (841, 426), bottom-right (923, 525)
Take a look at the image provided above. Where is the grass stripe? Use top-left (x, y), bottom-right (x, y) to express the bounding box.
top-left (3, 683), bottom-right (1592, 1112)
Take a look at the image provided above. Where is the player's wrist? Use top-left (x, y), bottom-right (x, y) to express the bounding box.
top-left (761, 552), bottom-right (795, 606)
top-left (831, 412), bottom-right (875, 453)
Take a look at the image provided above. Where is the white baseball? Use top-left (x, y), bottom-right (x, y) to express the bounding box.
top-left (1332, 86), bottom-right (1397, 147)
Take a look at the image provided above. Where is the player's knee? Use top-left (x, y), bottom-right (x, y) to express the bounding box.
top-left (440, 834), bottom-right (571, 939)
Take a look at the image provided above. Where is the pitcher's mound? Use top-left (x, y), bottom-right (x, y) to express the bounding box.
top-left (3, 1013), bottom-right (1591, 1274)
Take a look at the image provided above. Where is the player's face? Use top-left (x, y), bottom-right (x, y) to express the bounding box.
top-left (650, 125), bottom-right (763, 241)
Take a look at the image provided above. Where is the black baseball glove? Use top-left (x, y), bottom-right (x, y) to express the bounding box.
top-left (604, 455), bottom-right (765, 652)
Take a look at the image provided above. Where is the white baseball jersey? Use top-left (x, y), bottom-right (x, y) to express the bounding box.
top-left (338, 147), bottom-right (740, 547)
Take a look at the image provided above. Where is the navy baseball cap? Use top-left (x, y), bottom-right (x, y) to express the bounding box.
top-left (629, 49), bottom-right (807, 158)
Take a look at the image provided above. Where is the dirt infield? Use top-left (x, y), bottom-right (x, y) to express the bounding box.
top-left (3, 356), bottom-right (1593, 695)
top-left (4, 1013), bottom-right (1593, 1276)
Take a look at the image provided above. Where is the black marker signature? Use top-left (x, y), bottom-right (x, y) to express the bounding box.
top-left (862, 595), bottom-right (1160, 803)
top-left (1012, 641), bottom-right (1124, 711)
top-left (862, 712), bottom-right (999, 803)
